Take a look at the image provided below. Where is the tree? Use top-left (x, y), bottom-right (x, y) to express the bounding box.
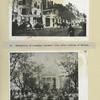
top-left (59, 53), bottom-right (78, 93)
top-left (51, 4), bottom-right (76, 22)
top-left (10, 53), bottom-right (44, 97)
top-left (69, 61), bottom-right (78, 93)
top-left (10, 53), bottom-right (30, 82)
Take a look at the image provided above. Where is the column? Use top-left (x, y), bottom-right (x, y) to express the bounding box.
top-left (50, 15), bottom-right (53, 28)
top-left (56, 76), bottom-right (60, 89)
top-left (42, 15), bottom-right (46, 28)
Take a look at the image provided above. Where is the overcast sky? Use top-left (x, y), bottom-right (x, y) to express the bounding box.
top-left (28, 52), bottom-right (77, 69)
top-left (52, 0), bottom-right (88, 15)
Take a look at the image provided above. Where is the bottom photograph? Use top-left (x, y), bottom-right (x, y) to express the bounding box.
top-left (10, 52), bottom-right (78, 100)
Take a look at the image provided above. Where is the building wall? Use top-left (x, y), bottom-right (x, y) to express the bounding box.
top-left (42, 9), bottom-right (62, 28)
top-left (12, 0), bottom-right (42, 27)
top-left (12, 0), bottom-right (68, 28)
top-left (42, 0), bottom-right (48, 10)
top-left (42, 75), bottom-right (66, 89)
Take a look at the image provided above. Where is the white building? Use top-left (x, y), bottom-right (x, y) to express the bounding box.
top-left (41, 64), bottom-right (68, 89)
top-left (42, 9), bottom-right (62, 28)
top-left (12, 0), bottom-right (42, 27)
top-left (42, 0), bottom-right (66, 28)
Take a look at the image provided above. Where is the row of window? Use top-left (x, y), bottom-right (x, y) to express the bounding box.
top-left (46, 18), bottom-right (62, 27)
top-left (18, 0), bottom-right (40, 9)
top-left (18, 0), bottom-right (31, 5)
top-left (21, 8), bottom-right (41, 16)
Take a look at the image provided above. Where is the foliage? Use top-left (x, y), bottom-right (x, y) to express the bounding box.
top-left (10, 53), bottom-right (44, 93)
top-left (59, 53), bottom-right (78, 93)
top-left (51, 3), bottom-right (76, 21)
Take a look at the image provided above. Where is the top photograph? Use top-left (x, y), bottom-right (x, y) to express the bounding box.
top-left (11, 0), bottom-right (88, 37)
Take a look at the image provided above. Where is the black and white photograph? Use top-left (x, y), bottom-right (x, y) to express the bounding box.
top-left (11, 0), bottom-right (87, 36)
top-left (10, 52), bottom-right (78, 100)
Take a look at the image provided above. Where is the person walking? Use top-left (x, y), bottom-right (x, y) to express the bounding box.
top-left (67, 24), bottom-right (75, 36)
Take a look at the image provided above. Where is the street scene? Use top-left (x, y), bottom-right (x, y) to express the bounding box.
top-left (12, 0), bottom-right (87, 36)
top-left (10, 52), bottom-right (78, 100)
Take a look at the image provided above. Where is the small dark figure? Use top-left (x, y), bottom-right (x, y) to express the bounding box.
top-left (18, 21), bottom-right (27, 30)
top-left (34, 22), bottom-right (44, 29)
top-left (79, 22), bottom-right (86, 36)
top-left (36, 96), bottom-right (41, 100)
top-left (47, 95), bottom-right (53, 100)
top-left (65, 95), bottom-right (69, 100)
top-left (61, 22), bottom-right (67, 28)
top-left (68, 24), bottom-right (75, 36)
top-left (74, 95), bottom-right (78, 100)
top-left (82, 22), bottom-right (86, 36)
top-left (12, 20), bottom-right (18, 35)
top-left (26, 21), bottom-right (32, 30)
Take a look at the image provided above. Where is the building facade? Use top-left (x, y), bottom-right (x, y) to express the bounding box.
top-left (42, 9), bottom-right (62, 28)
top-left (41, 64), bottom-right (68, 89)
top-left (12, 0), bottom-right (68, 28)
top-left (12, 0), bottom-right (42, 27)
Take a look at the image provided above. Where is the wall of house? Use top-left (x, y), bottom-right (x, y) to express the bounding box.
top-left (42, 75), bottom-right (67, 89)
top-left (42, 13), bottom-right (62, 28)
top-left (12, 0), bottom-right (42, 27)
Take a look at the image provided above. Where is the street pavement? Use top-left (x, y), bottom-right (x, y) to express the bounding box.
top-left (13, 27), bottom-right (84, 36)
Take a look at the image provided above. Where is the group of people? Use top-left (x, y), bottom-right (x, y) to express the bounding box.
top-left (11, 88), bottom-right (78, 100)
top-left (12, 19), bottom-right (86, 36)
top-left (67, 22), bottom-right (86, 36)
top-left (12, 19), bottom-right (45, 35)
top-left (12, 20), bottom-right (32, 34)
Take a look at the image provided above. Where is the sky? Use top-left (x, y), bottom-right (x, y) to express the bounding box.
top-left (52, 0), bottom-right (88, 15)
top-left (28, 52), bottom-right (77, 69)
top-left (29, 53), bottom-right (67, 68)
top-left (27, 52), bottom-right (78, 76)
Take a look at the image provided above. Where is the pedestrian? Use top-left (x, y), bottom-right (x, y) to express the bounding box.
top-left (26, 21), bottom-right (32, 30)
top-left (12, 19), bottom-right (18, 35)
top-left (68, 24), bottom-right (75, 36)
top-left (79, 22), bottom-right (86, 36)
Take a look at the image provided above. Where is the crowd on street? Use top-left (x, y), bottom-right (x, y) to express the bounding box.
top-left (11, 88), bottom-right (78, 100)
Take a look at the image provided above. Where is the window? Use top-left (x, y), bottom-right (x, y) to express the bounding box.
top-left (34, 10), bottom-right (37, 15)
top-left (18, 0), bottom-right (26, 5)
top-left (28, 0), bottom-right (32, 5)
top-left (59, 19), bottom-right (61, 23)
top-left (18, 0), bottom-right (23, 5)
top-left (42, 0), bottom-right (46, 10)
top-left (52, 18), bottom-right (54, 22)
top-left (22, 0), bottom-right (26, 5)
top-left (52, 18), bottom-right (54, 27)
top-left (53, 78), bottom-right (56, 88)
top-left (22, 8), bottom-right (28, 15)
top-left (37, 5), bottom-right (40, 9)
top-left (34, 2), bottom-right (37, 8)
top-left (46, 18), bottom-right (50, 26)
top-left (40, 13), bottom-right (42, 16)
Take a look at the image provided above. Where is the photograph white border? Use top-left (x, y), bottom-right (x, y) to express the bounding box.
top-left (8, 50), bottom-right (88, 100)
top-left (9, 0), bottom-right (89, 41)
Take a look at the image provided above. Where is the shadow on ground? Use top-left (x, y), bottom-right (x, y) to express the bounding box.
top-left (12, 28), bottom-right (85, 36)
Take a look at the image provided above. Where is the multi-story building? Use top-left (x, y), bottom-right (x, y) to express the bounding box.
top-left (12, 0), bottom-right (69, 28)
top-left (42, 0), bottom-right (53, 10)
top-left (12, 0), bottom-right (42, 27)
top-left (42, 0), bottom-right (65, 28)
top-left (66, 3), bottom-right (86, 27)
top-left (42, 9), bottom-right (62, 28)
